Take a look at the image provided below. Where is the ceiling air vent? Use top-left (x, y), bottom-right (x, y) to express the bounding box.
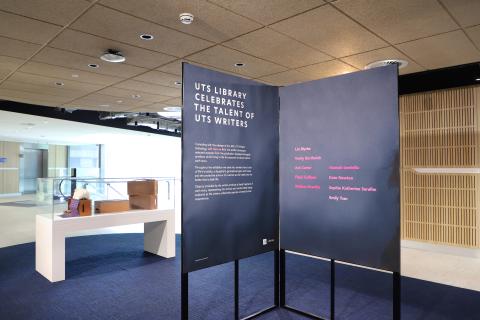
top-left (365, 59), bottom-right (408, 70)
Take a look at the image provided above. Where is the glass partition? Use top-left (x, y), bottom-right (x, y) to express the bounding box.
top-left (36, 177), bottom-right (177, 220)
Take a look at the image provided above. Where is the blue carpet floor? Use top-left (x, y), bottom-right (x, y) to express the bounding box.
top-left (0, 234), bottom-right (479, 320)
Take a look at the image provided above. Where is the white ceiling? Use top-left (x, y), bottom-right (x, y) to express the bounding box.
top-left (0, 110), bottom-right (167, 145)
top-left (0, 0), bottom-right (479, 112)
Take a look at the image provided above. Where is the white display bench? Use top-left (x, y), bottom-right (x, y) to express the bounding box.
top-left (36, 209), bottom-right (175, 282)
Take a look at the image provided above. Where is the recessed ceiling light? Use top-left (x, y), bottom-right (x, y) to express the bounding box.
top-left (55, 82), bottom-right (64, 86)
top-left (179, 13), bottom-right (194, 25)
top-left (140, 34), bottom-right (154, 40)
top-left (164, 106), bottom-right (182, 112)
top-left (476, 78), bottom-right (480, 81)
top-left (100, 49), bottom-right (126, 63)
top-left (132, 94), bottom-right (141, 99)
top-left (88, 63), bottom-right (99, 68)
top-left (174, 81), bottom-right (182, 86)
top-left (117, 100), bottom-right (123, 104)
top-left (72, 74), bottom-right (79, 78)
top-left (365, 59), bottom-right (408, 70)
top-left (99, 104), bottom-right (110, 108)
top-left (234, 62), bottom-right (245, 67)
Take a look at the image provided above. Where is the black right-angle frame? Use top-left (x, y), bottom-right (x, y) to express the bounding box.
top-left (279, 249), bottom-right (401, 320)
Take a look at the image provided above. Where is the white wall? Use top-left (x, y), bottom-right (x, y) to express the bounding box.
top-left (103, 134), bottom-right (182, 233)
top-left (103, 134), bottom-right (181, 178)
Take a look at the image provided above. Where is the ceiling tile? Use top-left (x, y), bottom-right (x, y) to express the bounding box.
top-left (32, 47), bottom-right (147, 78)
top-left (114, 80), bottom-right (181, 97)
top-left (208, 0), bottom-right (325, 25)
top-left (257, 70), bottom-right (318, 86)
top-left (396, 30), bottom-right (480, 69)
top-left (156, 60), bottom-right (183, 76)
top-left (224, 27), bottom-right (332, 68)
top-left (466, 25), bottom-right (480, 49)
top-left (70, 4), bottom-right (214, 57)
top-left (49, 29), bottom-right (176, 69)
top-left (128, 102), bottom-right (169, 112)
top-left (0, 36), bottom-right (40, 60)
top-left (19, 61), bottom-right (123, 86)
top-left (270, 5), bottom-right (387, 57)
top-left (97, 87), bottom-right (172, 103)
top-left (0, 56), bottom-right (25, 80)
top-left (62, 102), bottom-right (132, 112)
top-left (0, 97), bottom-right (60, 108)
top-left (0, 11), bottom-right (61, 45)
top-left (440, 0), bottom-right (480, 28)
top-left (0, 98), bottom-right (61, 108)
top-left (340, 46), bottom-right (425, 75)
top-left (10, 72), bottom-right (105, 92)
top-left (187, 45), bottom-right (287, 78)
top-left (163, 97), bottom-right (182, 106)
top-left (100, 0), bottom-right (262, 42)
top-left (132, 71), bottom-right (182, 88)
top-left (297, 60), bottom-right (358, 79)
top-left (333, 0), bottom-right (459, 44)
top-left (66, 93), bottom-right (152, 111)
top-left (0, 88), bottom-right (71, 105)
top-left (0, 0), bottom-right (91, 26)
top-left (0, 80), bottom-right (87, 99)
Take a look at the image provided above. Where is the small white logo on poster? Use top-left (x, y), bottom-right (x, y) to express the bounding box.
top-left (262, 238), bottom-right (267, 246)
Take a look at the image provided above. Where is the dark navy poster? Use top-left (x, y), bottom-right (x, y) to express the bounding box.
top-left (182, 63), bottom-right (279, 273)
top-left (279, 65), bottom-right (400, 272)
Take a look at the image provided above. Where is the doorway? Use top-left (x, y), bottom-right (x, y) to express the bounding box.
top-left (22, 148), bottom-right (46, 194)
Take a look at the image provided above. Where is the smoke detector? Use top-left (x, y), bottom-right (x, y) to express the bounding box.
top-left (365, 59), bottom-right (408, 70)
top-left (179, 12), bottom-right (194, 24)
top-left (100, 49), bottom-right (126, 63)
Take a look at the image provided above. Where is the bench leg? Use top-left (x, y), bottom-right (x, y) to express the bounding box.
top-left (36, 216), bottom-right (66, 282)
top-left (144, 213), bottom-right (175, 258)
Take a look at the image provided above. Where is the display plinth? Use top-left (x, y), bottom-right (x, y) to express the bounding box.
top-left (36, 209), bottom-right (175, 282)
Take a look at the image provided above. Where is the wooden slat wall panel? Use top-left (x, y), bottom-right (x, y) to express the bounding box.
top-left (0, 141), bottom-right (20, 194)
top-left (400, 86), bottom-right (480, 248)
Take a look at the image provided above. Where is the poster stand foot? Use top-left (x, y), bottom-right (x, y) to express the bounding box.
top-left (181, 272), bottom-right (188, 320)
top-left (235, 250), bottom-right (280, 320)
top-left (393, 271), bottom-right (401, 320)
top-left (280, 249), bottom-right (334, 320)
top-left (182, 251), bottom-right (401, 320)
top-left (182, 250), bottom-right (280, 320)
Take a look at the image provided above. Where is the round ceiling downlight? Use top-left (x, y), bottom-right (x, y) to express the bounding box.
top-left (174, 81), bottom-right (182, 86)
top-left (132, 94), bottom-right (141, 99)
top-left (365, 59), bottom-right (408, 70)
top-left (55, 82), bottom-right (64, 86)
top-left (88, 63), bottom-right (99, 68)
top-left (234, 62), bottom-right (245, 67)
top-left (140, 34), bottom-right (154, 40)
top-left (100, 49), bottom-right (126, 63)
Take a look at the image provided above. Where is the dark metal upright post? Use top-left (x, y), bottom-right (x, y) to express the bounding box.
top-left (181, 272), bottom-right (188, 320)
top-left (280, 249), bottom-right (286, 307)
top-left (274, 250), bottom-right (279, 306)
top-left (235, 260), bottom-right (240, 320)
top-left (393, 272), bottom-right (401, 320)
top-left (330, 260), bottom-right (335, 320)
